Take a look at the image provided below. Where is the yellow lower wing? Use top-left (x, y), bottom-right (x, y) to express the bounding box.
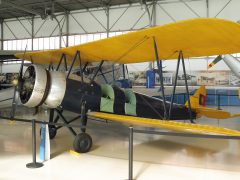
top-left (88, 112), bottom-right (240, 136)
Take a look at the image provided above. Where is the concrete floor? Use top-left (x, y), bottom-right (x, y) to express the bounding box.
top-left (1, 105), bottom-right (240, 180)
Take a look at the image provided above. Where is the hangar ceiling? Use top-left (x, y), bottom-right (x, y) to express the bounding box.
top-left (0, 0), bottom-right (201, 19)
top-left (0, 0), bottom-right (145, 19)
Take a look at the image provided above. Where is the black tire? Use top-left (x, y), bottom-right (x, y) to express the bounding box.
top-left (40, 125), bottom-right (57, 139)
top-left (49, 125), bottom-right (57, 139)
top-left (73, 133), bottom-right (92, 153)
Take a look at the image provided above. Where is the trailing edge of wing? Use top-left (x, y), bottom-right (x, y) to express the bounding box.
top-left (88, 112), bottom-right (240, 136)
top-left (16, 18), bottom-right (240, 65)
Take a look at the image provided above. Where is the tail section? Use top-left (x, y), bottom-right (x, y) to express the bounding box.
top-left (185, 86), bottom-right (206, 109)
top-left (185, 86), bottom-right (231, 119)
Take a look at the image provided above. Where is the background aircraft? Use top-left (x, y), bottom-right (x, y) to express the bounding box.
top-left (208, 54), bottom-right (240, 79)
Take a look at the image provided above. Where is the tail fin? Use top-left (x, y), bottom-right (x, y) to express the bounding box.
top-left (208, 55), bottom-right (222, 69)
top-left (185, 86), bottom-right (206, 109)
top-left (186, 86), bottom-right (231, 119)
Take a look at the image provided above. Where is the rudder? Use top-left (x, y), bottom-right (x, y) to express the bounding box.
top-left (185, 86), bottom-right (206, 109)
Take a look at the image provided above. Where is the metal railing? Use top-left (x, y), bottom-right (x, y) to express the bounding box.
top-left (156, 93), bottom-right (240, 108)
top-left (0, 115), bottom-right (87, 168)
top-left (128, 127), bottom-right (240, 180)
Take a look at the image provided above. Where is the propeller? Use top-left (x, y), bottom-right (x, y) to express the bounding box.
top-left (10, 46), bottom-right (27, 118)
top-left (208, 55), bottom-right (222, 69)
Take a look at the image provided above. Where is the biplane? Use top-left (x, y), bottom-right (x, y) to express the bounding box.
top-left (12, 18), bottom-right (240, 153)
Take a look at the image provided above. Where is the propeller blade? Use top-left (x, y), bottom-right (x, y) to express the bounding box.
top-left (19, 59), bottom-right (24, 77)
top-left (208, 55), bottom-right (222, 69)
top-left (10, 44), bottom-right (28, 118)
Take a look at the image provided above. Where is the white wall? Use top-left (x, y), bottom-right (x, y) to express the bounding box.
top-left (0, 64), bottom-right (26, 73)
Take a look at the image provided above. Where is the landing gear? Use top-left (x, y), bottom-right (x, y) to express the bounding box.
top-left (73, 101), bottom-right (92, 153)
top-left (73, 133), bottom-right (92, 153)
top-left (40, 125), bottom-right (57, 139)
top-left (48, 125), bottom-right (57, 139)
top-left (80, 101), bottom-right (87, 133)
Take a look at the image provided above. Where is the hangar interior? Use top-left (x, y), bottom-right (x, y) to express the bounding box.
top-left (1, 0), bottom-right (240, 180)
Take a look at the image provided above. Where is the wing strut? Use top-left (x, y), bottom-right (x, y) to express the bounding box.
top-left (181, 51), bottom-right (193, 123)
top-left (169, 51), bottom-right (193, 123)
top-left (56, 53), bottom-right (67, 71)
top-left (67, 51), bottom-right (81, 79)
top-left (90, 60), bottom-right (105, 83)
top-left (169, 52), bottom-right (181, 119)
top-left (153, 37), bottom-right (167, 119)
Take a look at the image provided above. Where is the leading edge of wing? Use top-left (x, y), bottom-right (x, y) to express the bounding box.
top-left (15, 18), bottom-right (240, 65)
top-left (88, 112), bottom-right (240, 136)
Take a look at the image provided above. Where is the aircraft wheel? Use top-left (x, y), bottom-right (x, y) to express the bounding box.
top-left (73, 133), bottom-right (92, 153)
top-left (40, 125), bottom-right (57, 139)
top-left (49, 125), bottom-right (57, 139)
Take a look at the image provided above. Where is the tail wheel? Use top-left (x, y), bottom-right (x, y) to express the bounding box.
top-left (73, 133), bottom-right (92, 153)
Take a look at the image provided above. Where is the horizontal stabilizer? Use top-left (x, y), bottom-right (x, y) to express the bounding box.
top-left (231, 113), bottom-right (240, 118)
top-left (88, 112), bottom-right (240, 136)
top-left (195, 107), bottom-right (231, 119)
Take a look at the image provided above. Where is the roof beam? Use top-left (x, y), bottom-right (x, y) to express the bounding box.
top-left (0, 0), bottom-right (41, 16)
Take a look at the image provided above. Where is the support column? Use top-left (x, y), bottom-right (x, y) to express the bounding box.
top-left (152, 1), bottom-right (157, 27)
top-left (206, 0), bottom-right (209, 18)
top-left (0, 19), bottom-right (3, 50)
top-left (106, 6), bottom-right (110, 38)
top-left (147, 1), bottom-right (157, 70)
top-left (65, 12), bottom-right (69, 47)
top-left (31, 16), bottom-right (34, 51)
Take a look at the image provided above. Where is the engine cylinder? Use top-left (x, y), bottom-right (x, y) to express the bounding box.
top-left (20, 65), bottom-right (48, 107)
top-left (20, 65), bottom-right (66, 108)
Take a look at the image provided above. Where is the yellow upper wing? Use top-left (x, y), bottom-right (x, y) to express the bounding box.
top-left (15, 18), bottom-right (240, 65)
top-left (88, 112), bottom-right (240, 136)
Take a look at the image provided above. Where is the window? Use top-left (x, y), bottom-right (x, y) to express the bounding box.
top-left (69, 35), bottom-right (75, 46)
top-left (55, 37), bottom-right (60, 49)
top-left (39, 38), bottom-right (44, 50)
top-left (3, 41), bottom-right (8, 50)
top-left (2, 31), bottom-right (133, 50)
top-left (93, 33), bottom-right (101, 41)
top-left (33, 38), bottom-right (39, 50)
top-left (12, 40), bottom-right (17, 50)
top-left (81, 35), bottom-right (87, 44)
top-left (87, 34), bottom-right (94, 42)
top-left (17, 40), bottom-right (22, 50)
top-left (100, 33), bottom-right (107, 39)
top-left (43, 37), bottom-right (50, 50)
top-left (75, 35), bottom-right (80, 45)
top-left (61, 36), bottom-right (67, 48)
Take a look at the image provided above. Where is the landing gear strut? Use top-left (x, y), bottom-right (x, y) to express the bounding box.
top-left (73, 101), bottom-right (92, 153)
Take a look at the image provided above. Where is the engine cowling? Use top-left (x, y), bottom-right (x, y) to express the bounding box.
top-left (20, 65), bottom-right (66, 108)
